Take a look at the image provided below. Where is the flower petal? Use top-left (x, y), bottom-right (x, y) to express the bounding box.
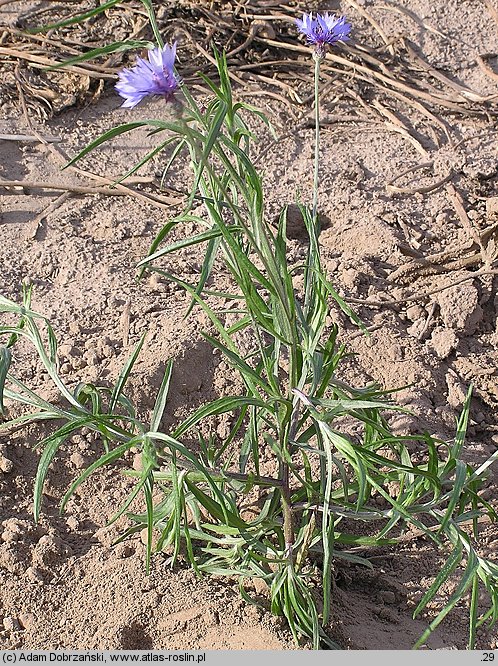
top-left (296, 11), bottom-right (351, 51)
top-left (115, 42), bottom-right (179, 108)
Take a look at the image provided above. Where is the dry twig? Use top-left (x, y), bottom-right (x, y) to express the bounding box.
top-left (386, 161), bottom-right (453, 196)
top-left (24, 192), bottom-right (71, 240)
top-left (0, 178), bottom-right (182, 207)
top-left (348, 269), bottom-right (498, 309)
top-left (0, 133), bottom-right (60, 142)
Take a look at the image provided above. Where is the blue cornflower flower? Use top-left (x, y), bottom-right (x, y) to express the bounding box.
top-left (296, 13), bottom-right (351, 57)
top-left (115, 43), bottom-right (179, 108)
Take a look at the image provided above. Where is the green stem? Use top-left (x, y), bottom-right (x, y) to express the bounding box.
top-left (312, 53), bottom-right (321, 229)
top-left (281, 464), bottom-right (294, 558)
top-left (281, 400), bottom-right (301, 562)
top-left (303, 53), bottom-right (322, 317)
top-left (281, 54), bottom-right (322, 564)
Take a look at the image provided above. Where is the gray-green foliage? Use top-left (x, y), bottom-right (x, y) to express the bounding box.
top-left (2, 21), bottom-right (498, 649)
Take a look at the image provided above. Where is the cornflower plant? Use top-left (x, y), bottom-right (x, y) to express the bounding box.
top-left (2, 7), bottom-right (498, 649)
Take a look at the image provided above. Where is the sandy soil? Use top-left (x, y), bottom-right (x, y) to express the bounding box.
top-left (1, 0), bottom-right (498, 651)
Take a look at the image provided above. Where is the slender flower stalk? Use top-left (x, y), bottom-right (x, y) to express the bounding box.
top-left (281, 52), bottom-right (322, 565)
top-left (296, 13), bottom-right (351, 227)
top-left (294, 8), bottom-right (352, 610)
top-left (312, 53), bottom-right (321, 230)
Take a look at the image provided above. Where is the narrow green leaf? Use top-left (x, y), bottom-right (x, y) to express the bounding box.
top-left (137, 0), bottom-right (164, 47)
top-left (34, 418), bottom-right (91, 521)
top-left (201, 333), bottom-right (276, 397)
top-left (60, 440), bottom-right (137, 513)
top-left (0, 346), bottom-right (12, 416)
top-left (438, 459), bottom-right (468, 534)
top-left (317, 271), bottom-right (369, 333)
top-left (144, 471), bottom-right (154, 573)
top-left (469, 575), bottom-right (479, 649)
top-left (142, 227), bottom-right (242, 265)
top-left (114, 139), bottom-right (174, 187)
top-left (0, 410), bottom-right (60, 431)
top-left (64, 120), bottom-right (178, 169)
top-left (187, 102), bottom-right (227, 210)
top-left (170, 233), bottom-right (220, 320)
top-left (45, 40), bottom-right (154, 70)
top-left (334, 532), bottom-right (397, 546)
top-left (107, 470), bottom-right (150, 526)
top-left (332, 551), bottom-right (373, 568)
top-left (150, 359), bottom-right (174, 432)
top-left (185, 478), bottom-right (247, 529)
top-left (27, 0), bottom-right (121, 33)
top-left (413, 551), bottom-right (479, 649)
top-left (452, 385), bottom-right (472, 462)
top-left (413, 543), bottom-right (463, 618)
top-left (159, 137), bottom-right (187, 192)
top-left (172, 395), bottom-right (266, 439)
top-left (109, 333), bottom-right (146, 414)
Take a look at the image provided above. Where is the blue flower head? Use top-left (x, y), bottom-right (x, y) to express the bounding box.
top-left (296, 13), bottom-right (351, 57)
top-left (115, 43), bottom-right (179, 108)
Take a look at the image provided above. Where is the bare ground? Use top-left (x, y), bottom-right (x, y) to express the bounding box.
top-left (1, 0), bottom-right (498, 650)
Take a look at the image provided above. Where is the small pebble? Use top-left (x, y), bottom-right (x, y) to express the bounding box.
top-left (148, 274), bottom-right (163, 291)
top-left (1, 519), bottom-right (23, 539)
top-left (70, 452), bottom-right (86, 469)
top-left (405, 305), bottom-right (424, 322)
top-left (132, 454), bottom-right (143, 471)
top-left (66, 517), bottom-right (79, 531)
top-left (25, 567), bottom-right (44, 584)
top-left (446, 370), bottom-right (468, 409)
top-left (428, 327), bottom-right (458, 360)
top-left (437, 282), bottom-right (483, 334)
top-left (72, 435), bottom-right (88, 451)
top-left (380, 590), bottom-right (396, 604)
top-left (436, 212), bottom-right (450, 225)
top-left (140, 578), bottom-right (154, 592)
top-left (93, 527), bottom-right (113, 546)
top-left (406, 319), bottom-right (426, 338)
top-left (18, 612), bottom-right (35, 630)
top-left (341, 268), bottom-right (358, 288)
top-left (3, 617), bottom-right (20, 632)
top-left (58, 344), bottom-right (77, 358)
top-left (68, 321), bottom-right (81, 335)
top-left (37, 534), bottom-right (57, 548)
top-left (83, 351), bottom-right (99, 366)
top-left (268, 614), bottom-right (286, 629)
top-left (486, 197), bottom-right (498, 218)
top-left (252, 577), bottom-right (269, 594)
top-left (101, 345), bottom-right (114, 358)
top-left (0, 457), bottom-right (14, 474)
top-left (1, 529), bottom-right (20, 543)
top-left (71, 357), bottom-right (87, 371)
top-left (115, 543), bottom-right (135, 559)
